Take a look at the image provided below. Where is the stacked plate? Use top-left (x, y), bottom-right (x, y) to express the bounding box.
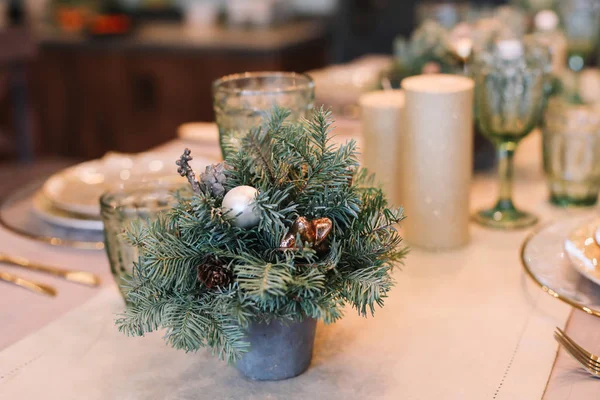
top-left (523, 217), bottom-right (600, 317)
top-left (34, 152), bottom-right (190, 231)
top-left (0, 151), bottom-right (215, 249)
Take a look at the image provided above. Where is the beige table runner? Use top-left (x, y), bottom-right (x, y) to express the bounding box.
top-left (0, 227), bottom-right (111, 351)
top-left (0, 233), bottom-right (571, 400)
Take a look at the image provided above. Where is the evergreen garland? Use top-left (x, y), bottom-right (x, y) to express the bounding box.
top-left (116, 107), bottom-right (407, 363)
top-left (387, 20), bottom-right (462, 85)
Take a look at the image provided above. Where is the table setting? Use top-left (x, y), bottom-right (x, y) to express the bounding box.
top-left (3, 3), bottom-right (600, 399)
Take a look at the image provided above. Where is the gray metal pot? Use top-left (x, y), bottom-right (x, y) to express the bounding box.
top-left (236, 318), bottom-right (317, 381)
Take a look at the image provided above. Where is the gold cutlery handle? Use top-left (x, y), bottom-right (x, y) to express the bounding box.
top-left (0, 254), bottom-right (101, 287)
top-left (0, 270), bottom-right (57, 297)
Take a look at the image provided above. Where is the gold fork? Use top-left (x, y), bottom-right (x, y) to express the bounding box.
top-left (0, 253), bottom-right (101, 287)
top-left (554, 327), bottom-right (600, 378)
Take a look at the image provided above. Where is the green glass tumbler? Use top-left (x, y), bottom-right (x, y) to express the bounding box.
top-left (543, 100), bottom-right (600, 207)
top-left (558, 0), bottom-right (600, 103)
top-left (100, 181), bottom-right (185, 300)
top-left (559, 0), bottom-right (600, 72)
top-left (212, 72), bottom-right (315, 159)
top-left (471, 41), bottom-right (550, 229)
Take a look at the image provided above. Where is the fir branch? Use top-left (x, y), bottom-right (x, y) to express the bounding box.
top-left (116, 290), bottom-right (173, 336)
top-left (209, 284), bottom-right (254, 328)
top-left (234, 257), bottom-right (293, 299)
top-left (287, 267), bottom-right (326, 299)
top-left (133, 217), bottom-right (204, 292)
top-left (341, 266), bottom-right (395, 317)
top-left (253, 187), bottom-right (297, 232)
top-left (299, 292), bottom-right (344, 324)
top-left (304, 106), bottom-right (334, 155)
top-left (247, 128), bottom-right (277, 184)
top-left (162, 295), bottom-right (249, 361)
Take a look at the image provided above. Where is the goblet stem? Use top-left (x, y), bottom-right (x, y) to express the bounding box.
top-left (495, 140), bottom-right (517, 211)
top-left (567, 69), bottom-right (584, 104)
top-left (473, 138), bottom-right (538, 229)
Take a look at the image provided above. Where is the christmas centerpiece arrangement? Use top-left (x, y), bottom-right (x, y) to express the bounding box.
top-left (116, 108), bottom-right (406, 380)
top-left (385, 10), bottom-right (523, 87)
top-left (390, 20), bottom-right (463, 82)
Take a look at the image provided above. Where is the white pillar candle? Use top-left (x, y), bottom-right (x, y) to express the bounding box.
top-left (400, 74), bottom-right (474, 251)
top-left (359, 90), bottom-right (405, 207)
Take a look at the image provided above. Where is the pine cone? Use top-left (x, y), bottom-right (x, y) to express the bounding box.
top-left (197, 257), bottom-right (232, 289)
top-left (199, 163), bottom-right (227, 198)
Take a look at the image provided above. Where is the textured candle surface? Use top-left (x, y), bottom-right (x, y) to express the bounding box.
top-left (400, 74), bottom-right (474, 250)
top-left (359, 90), bottom-right (405, 207)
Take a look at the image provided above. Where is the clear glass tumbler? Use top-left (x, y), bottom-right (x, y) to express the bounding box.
top-left (212, 72), bottom-right (315, 158)
top-left (471, 40), bottom-right (551, 229)
top-left (543, 100), bottom-right (600, 207)
top-left (100, 181), bottom-right (185, 299)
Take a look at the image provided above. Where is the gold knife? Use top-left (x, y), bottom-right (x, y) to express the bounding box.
top-left (0, 270), bottom-right (57, 297)
top-left (0, 254), bottom-right (101, 287)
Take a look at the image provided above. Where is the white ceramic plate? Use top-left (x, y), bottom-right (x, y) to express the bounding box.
top-left (41, 151), bottom-right (195, 218)
top-left (178, 122), bottom-right (219, 143)
top-left (564, 218), bottom-right (600, 286)
top-left (32, 192), bottom-right (104, 231)
top-left (522, 216), bottom-right (600, 317)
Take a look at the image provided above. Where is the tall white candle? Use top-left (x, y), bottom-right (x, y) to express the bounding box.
top-left (400, 74), bottom-right (474, 250)
top-left (359, 90), bottom-right (405, 207)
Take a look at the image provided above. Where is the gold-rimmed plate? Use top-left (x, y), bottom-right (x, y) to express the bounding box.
top-left (0, 181), bottom-right (105, 250)
top-left (522, 216), bottom-right (600, 318)
top-left (32, 192), bottom-right (104, 231)
top-left (41, 151), bottom-right (193, 218)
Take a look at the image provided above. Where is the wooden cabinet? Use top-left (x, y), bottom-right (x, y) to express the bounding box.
top-left (31, 22), bottom-right (328, 159)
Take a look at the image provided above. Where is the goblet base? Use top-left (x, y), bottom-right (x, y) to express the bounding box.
top-left (473, 207), bottom-right (538, 230)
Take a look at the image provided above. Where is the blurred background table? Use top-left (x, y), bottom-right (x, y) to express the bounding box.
top-left (30, 20), bottom-right (328, 160)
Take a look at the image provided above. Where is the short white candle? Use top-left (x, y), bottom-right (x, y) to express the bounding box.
top-left (400, 74), bottom-right (474, 251)
top-left (359, 90), bottom-right (405, 207)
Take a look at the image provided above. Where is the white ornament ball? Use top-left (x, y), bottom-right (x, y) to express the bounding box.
top-left (221, 185), bottom-right (260, 228)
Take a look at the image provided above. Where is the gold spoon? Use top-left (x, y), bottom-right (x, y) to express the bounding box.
top-left (0, 254), bottom-right (101, 287)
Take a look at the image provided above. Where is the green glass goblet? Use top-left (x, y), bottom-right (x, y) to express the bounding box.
top-left (472, 41), bottom-right (551, 229)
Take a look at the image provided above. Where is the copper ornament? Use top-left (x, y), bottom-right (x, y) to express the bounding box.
top-left (280, 216), bottom-right (333, 252)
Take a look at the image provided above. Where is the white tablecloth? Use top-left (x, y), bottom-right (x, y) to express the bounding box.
top-left (0, 130), bottom-right (599, 399)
